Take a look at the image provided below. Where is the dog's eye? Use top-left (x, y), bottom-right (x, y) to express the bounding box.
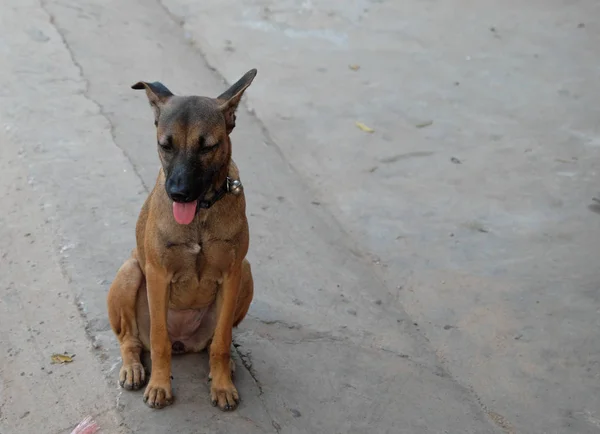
top-left (199, 139), bottom-right (220, 154)
top-left (159, 137), bottom-right (174, 152)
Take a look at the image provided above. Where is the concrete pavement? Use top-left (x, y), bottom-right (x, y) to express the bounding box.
top-left (0, 0), bottom-right (599, 433)
top-left (162, 0), bottom-right (600, 432)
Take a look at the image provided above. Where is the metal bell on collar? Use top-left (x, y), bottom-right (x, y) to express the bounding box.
top-left (228, 178), bottom-right (243, 195)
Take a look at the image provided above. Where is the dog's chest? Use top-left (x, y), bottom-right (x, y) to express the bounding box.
top-left (166, 241), bottom-right (222, 309)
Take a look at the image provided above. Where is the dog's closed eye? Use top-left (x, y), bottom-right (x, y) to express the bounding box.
top-left (159, 136), bottom-right (174, 152)
top-left (198, 136), bottom-right (220, 153)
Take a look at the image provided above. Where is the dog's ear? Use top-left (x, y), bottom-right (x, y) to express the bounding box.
top-left (131, 81), bottom-right (174, 126)
top-left (216, 69), bottom-right (257, 134)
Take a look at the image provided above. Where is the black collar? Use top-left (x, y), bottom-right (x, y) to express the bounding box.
top-left (196, 177), bottom-right (240, 212)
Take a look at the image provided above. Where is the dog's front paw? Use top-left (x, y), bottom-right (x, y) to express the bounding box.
top-left (210, 378), bottom-right (239, 411)
top-left (119, 362), bottom-right (146, 391)
top-left (143, 380), bottom-right (173, 409)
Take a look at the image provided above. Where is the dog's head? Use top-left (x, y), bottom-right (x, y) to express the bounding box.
top-left (132, 69), bottom-right (257, 224)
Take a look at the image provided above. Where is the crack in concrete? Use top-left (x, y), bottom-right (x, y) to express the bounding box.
top-left (232, 339), bottom-right (263, 395)
top-left (257, 318), bottom-right (302, 329)
top-left (282, 331), bottom-right (344, 345)
top-left (39, 0), bottom-right (149, 194)
top-left (252, 317), bottom-right (453, 378)
top-left (232, 338), bottom-right (281, 434)
top-left (35, 4), bottom-right (142, 434)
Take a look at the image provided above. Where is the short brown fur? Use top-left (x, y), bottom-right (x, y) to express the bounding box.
top-left (107, 69), bottom-right (257, 411)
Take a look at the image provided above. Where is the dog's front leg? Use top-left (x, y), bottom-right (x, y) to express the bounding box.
top-left (143, 265), bottom-right (174, 409)
top-left (210, 264), bottom-right (242, 411)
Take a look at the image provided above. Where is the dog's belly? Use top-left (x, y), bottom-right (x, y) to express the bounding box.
top-left (167, 305), bottom-right (217, 354)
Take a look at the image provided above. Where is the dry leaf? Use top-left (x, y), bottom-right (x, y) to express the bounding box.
top-left (416, 120), bottom-right (433, 128)
top-left (51, 353), bottom-right (75, 364)
top-left (355, 122), bottom-right (374, 133)
top-left (349, 64), bottom-right (360, 71)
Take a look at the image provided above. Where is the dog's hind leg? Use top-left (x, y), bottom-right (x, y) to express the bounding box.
top-left (107, 255), bottom-right (146, 391)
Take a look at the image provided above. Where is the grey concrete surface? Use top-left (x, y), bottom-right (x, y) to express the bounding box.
top-left (0, 0), bottom-right (598, 433)
top-left (0, 131), bottom-right (126, 434)
top-left (160, 1), bottom-right (600, 432)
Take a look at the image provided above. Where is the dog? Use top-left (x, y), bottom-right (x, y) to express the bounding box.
top-left (107, 69), bottom-right (257, 411)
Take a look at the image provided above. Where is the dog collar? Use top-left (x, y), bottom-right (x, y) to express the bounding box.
top-left (197, 177), bottom-right (243, 211)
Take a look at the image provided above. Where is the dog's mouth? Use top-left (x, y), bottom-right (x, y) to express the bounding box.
top-left (172, 200), bottom-right (197, 225)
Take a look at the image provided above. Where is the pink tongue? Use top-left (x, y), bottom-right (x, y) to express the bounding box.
top-left (173, 201), bottom-right (197, 225)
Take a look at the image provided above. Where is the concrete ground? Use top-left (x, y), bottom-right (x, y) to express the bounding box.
top-left (1, 0), bottom-right (599, 433)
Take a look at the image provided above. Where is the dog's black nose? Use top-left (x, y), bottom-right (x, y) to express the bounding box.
top-left (166, 167), bottom-right (195, 202)
top-left (169, 190), bottom-right (191, 203)
top-left (167, 180), bottom-right (192, 202)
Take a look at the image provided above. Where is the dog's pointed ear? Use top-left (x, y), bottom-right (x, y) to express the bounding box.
top-left (216, 69), bottom-right (257, 134)
top-left (131, 81), bottom-right (174, 126)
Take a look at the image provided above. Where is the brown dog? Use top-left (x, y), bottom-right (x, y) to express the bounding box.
top-left (107, 69), bottom-right (257, 411)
